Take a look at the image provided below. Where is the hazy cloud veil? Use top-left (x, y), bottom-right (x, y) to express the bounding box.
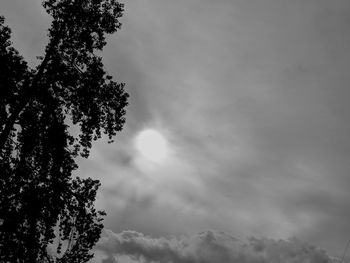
top-left (2, 0), bottom-right (350, 262)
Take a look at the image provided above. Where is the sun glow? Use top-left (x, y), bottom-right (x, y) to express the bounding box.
top-left (135, 129), bottom-right (169, 163)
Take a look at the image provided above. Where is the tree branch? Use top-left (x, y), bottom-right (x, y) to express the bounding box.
top-left (0, 33), bottom-right (61, 151)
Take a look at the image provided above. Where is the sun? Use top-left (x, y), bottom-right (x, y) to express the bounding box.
top-left (135, 129), bottom-right (169, 163)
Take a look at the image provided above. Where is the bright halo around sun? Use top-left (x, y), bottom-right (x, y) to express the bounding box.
top-left (135, 129), bottom-right (169, 163)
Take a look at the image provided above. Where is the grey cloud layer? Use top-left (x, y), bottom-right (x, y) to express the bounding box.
top-left (87, 0), bottom-right (350, 257)
top-left (2, 0), bottom-right (350, 261)
top-left (95, 230), bottom-right (334, 263)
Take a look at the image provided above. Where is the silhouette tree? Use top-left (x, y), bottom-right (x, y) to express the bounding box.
top-left (0, 0), bottom-right (128, 262)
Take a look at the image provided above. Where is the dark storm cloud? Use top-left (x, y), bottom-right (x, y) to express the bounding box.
top-left (95, 230), bottom-right (334, 263)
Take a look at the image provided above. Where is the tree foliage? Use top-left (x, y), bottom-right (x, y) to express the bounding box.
top-left (0, 0), bottom-right (128, 262)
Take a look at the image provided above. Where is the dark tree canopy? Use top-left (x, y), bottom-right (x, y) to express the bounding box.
top-left (0, 0), bottom-right (128, 262)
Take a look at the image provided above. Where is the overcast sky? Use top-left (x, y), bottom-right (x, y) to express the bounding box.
top-left (2, 0), bottom-right (350, 262)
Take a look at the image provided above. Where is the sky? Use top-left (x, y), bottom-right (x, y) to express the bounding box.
top-left (1, 0), bottom-right (350, 262)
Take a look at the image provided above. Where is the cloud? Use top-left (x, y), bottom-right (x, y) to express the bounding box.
top-left (6, 0), bottom-right (350, 258)
top-left (95, 230), bottom-right (334, 263)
